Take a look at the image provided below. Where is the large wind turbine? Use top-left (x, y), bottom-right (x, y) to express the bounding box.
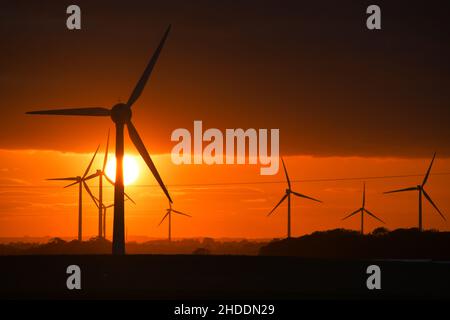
top-left (47, 146), bottom-right (99, 241)
top-left (384, 153), bottom-right (446, 231)
top-left (158, 202), bottom-right (191, 241)
top-left (267, 158), bottom-right (322, 239)
top-left (27, 25), bottom-right (173, 254)
top-left (342, 183), bottom-right (384, 234)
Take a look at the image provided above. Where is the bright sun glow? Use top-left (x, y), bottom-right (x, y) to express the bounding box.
top-left (105, 155), bottom-right (140, 186)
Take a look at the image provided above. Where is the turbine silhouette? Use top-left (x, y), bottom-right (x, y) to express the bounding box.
top-left (27, 25), bottom-right (173, 254)
top-left (267, 158), bottom-right (322, 239)
top-left (84, 130), bottom-right (135, 238)
top-left (342, 182), bottom-right (384, 234)
top-left (384, 152), bottom-right (446, 231)
top-left (87, 187), bottom-right (131, 239)
top-left (47, 145), bottom-right (99, 241)
top-left (102, 203), bottom-right (114, 239)
top-left (158, 202), bottom-right (191, 241)
top-left (93, 201), bottom-right (122, 240)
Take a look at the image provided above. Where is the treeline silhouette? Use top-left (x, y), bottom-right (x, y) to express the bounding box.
top-left (259, 228), bottom-right (450, 260)
top-left (1, 229), bottom-right (449, 259)
top-left (0, 237), bottom-right (265, 255)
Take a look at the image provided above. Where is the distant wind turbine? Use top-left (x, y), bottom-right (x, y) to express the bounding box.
top-left (342, 182), bottom-right (384, 234)
top-left (47, 145), bottom-right (99, 241)
top-left (87, 194), bottom-right (129, 240)
top-left (158, 202), bottom-right (191, 241)
top-left (102, 203), bottom-right (114, 239)
top-left (27, 25), bottom-right (173, 254)
top-left (384, 152), bottom-right (446, 231)
top-left (267, 158), bottom-right (322, 239)
top-left (87, 197), bottom-right (128, 240)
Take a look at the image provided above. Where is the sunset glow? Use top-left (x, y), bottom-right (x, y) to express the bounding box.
top-left (0, 1), bottom-right (448, 244)
top-left (105, 155), bottom-right (140, 186)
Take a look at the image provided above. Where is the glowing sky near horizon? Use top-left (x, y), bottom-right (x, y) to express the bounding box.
top-left (0, 150), bottom-right (449, 240)
top-left (0, 1), bottom-right (449, 240)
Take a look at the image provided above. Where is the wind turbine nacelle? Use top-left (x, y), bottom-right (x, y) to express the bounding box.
top-left (286, 189), bottom-right (291, 194)
top-left (111, 103), bottom-right (132, 123)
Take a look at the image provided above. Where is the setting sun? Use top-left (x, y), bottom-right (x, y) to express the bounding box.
top-left (105, 155), bottom-right (140, 186)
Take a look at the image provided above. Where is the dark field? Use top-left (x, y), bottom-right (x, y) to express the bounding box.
top-left (0, 255), bottom-right (449, 299)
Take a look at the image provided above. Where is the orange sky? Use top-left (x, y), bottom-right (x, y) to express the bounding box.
top-left (1, 1), bottom-right (449, 240)
top-left (1, 149), bottom-right (449, 240)
top-left (2, 1), bottom-right (450, 157)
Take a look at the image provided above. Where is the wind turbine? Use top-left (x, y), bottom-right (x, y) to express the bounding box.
top-left (102, 203), bottom-right (114, 239)
top-left (267, 158), bottom-right (322, 239)
top-left (27, 25), bottom-right (173, 254)
top-left (342, 182), bottom-right (384, 234)
top-left (158, 202), bottom-right (191, 241)
top-left (84, 130), bottom-right (135, 238)
top-left (88, 196), bottom-right (129, 240)
top-left (384, 152), bottom-right (446, 231)
top-left (47, 145), bottom-right (99, 241)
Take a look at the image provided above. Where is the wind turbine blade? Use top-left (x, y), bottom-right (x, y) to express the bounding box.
top-left (422, 189), bottom-right (446, 221)
top-left (104, 174), bottom-right (115, 186)
top-left (104, 173), bottom-right (136, 205)
top-left (342, 208), bottom-right (361, 220)
top-left (364, 209), bottom-right (385, 224)
top-left (281, 157), bottom-right (291, 189)
top-left (124, 192), bottom-right (136, 205)
top-left (47, 177), bottom-right (78, 181)
top-left (127, 25), bottom-right (171, 107)
top-left (83, 145), bottom-right (100, 179)
top-left (83, 172), bottom-right (100, 181)
top-left (103, 129), bottom-right (110, 172)
top-left (26, 107), bottom-right (111, 116)
top-left (172, 209), bottom-right (192, 217)
top-left (384, 186), bottom-right (418, 194)
top-left (267, 193), bottom-right (288, 216)
top-left (291, 191), bottom-right (322, 203)
top-left (158, 212), bottom-right (170, 226)
top-left (422, 152), bottom-right (436, 187)
top-left (127, 121), bottom-right (172, 203)
top-left (64, 181), bottom-right (80, 188)
top-left (83, 181), bottom-right (99, 208)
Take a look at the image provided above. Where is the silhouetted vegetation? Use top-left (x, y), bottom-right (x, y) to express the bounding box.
top-left (259, 228), bottom-right (450, 260)
top-left (2, 228), bottom-right (450, 259)
top-left (0, 237), bottom-right (111, 255)
top-left (0, 237), bottom-right (265, 255)
top-left (192, 247), bottom-right (211, 255)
